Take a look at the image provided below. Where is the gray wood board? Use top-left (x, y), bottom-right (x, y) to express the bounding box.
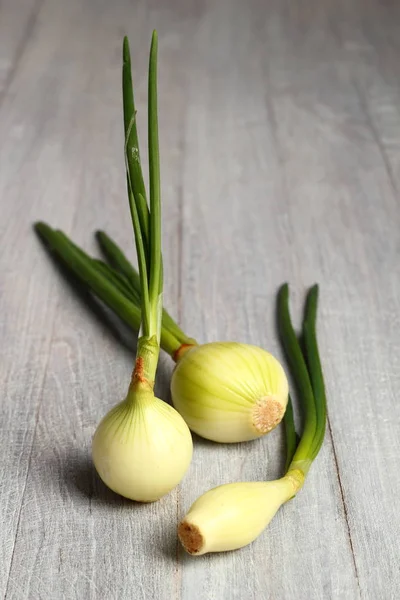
top-left (0, 0), bottom-right (399, 599)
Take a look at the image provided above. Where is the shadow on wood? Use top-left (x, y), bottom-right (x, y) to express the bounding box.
top-left (62, 449), bottom-right (150, 509)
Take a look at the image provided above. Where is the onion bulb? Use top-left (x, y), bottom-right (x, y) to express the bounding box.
top-left (92, 380), bottom-right (193, 502)
top-left (178, 470), bottom-right (304, 555)
top-left (171, 342), bottom-right (288, 443)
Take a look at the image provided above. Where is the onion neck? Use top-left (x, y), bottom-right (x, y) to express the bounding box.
top-left (287, 459), bottom-right (312, 479)
top-left (173, 340), bottom-right (198, 363)
top-left (128, 335), bottom-right (160, 395)
top-left (283, 468), bottom-right (306, 491)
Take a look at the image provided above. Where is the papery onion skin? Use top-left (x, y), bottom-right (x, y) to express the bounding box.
top-left (92, 389), bottom-right (193, 502)
top-left (171, 342), bottom-right (289, 443)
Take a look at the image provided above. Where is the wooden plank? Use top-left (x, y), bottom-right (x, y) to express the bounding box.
top-left (332, 1), bottom-right (400, 195)
top-left (0, 0), bottom-right (41, 100)
top-left (178, 1), bottom-right (360, 599)
top-left (0, 0), bottom-right (94, 595)
top-left (1, 0), bottom-right (399, 599)
top-left (3, 1), bottom-right (198, 598)
top-left (261, 2), bottom-right (400, 598)
top-left (329, 8), bottom-right (400, 599)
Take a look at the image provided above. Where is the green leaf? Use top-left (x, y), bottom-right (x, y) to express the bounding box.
top-left (123, 38), bottom-right (151, 337)
top-left (96, 229), bottom-right (192, 345)
top-left (277, 283), bottom-right (317, 464)
top-left (34, 222), bottom-right (141, 330)
top-left (34, 223), bottom-right (182, 356)
top-left (302, 285), bottom-right (327, 460)
top-left (148, 31), bottom-right (163, 321)
top-left (283, 395), bottom-right (298, 473)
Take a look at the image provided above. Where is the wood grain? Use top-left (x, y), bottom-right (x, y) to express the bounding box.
top-left (179, 2), bottom-right (359, 598)
top-left (0, 0), bottom-right (399, 598)
top-left (0, 0), bottom-right (42, 102)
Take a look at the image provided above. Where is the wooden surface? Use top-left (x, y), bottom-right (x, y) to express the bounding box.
top-left (0, 0), bottom-right (399, 598)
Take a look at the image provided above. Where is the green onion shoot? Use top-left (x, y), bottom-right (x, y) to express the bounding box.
top-left (83, 33), bottom-right (192, 502)
top-left (177, 284), bottom-right (326, 554)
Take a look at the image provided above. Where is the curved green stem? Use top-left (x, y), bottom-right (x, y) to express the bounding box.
top-left (283, 395), bottom-right (298, 473)
top-left (277, 284), bottom-right (317, 467)
top-left (302, 285), bottom-right (327, 460)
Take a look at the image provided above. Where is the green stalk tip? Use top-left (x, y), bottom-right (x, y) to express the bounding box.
top-left (34, 221), bottom-right (52, 236)
top-left (123, 36), bottom-right (130, 64)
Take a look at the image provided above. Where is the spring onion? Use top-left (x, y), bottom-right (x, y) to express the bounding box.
top-left (85, 32), bottom-right (192, 502)
top-left (178, 284), bottom-right (326, 554)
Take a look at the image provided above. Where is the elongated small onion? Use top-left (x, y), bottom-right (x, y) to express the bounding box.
top-left (171, 342), bottom-right (289, 443)
top-left (92, 385), bottom-right (193, 502)
top-left (178, 470), bottom-right (304, 555)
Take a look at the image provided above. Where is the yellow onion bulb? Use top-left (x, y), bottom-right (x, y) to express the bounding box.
top-left (92, 389), bottom-right (193, 502)
top-left (171, 342), bottom-right (289, 443)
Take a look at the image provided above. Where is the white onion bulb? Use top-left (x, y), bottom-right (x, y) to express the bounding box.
top-left (171, 342), bottom-right (289, 443)
top-left (92, 386), bottom-right (193, 502)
